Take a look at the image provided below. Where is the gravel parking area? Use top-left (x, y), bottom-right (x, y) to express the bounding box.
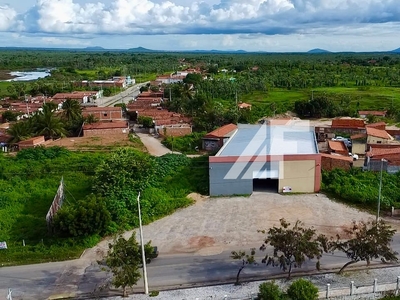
top-left (83, 191), bottom-right (382, 260)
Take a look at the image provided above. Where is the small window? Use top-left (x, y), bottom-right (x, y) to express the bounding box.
top-left (103, 113), bottom-right (108, 117)
top-left (377, 141), bottom-right (382, 144)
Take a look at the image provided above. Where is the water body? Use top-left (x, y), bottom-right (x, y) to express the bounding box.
top-left (5, 71), bottom-right (51, 82)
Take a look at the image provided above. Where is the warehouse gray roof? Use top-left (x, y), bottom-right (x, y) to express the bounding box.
top-left (217, 124), bottom-right (318, 156)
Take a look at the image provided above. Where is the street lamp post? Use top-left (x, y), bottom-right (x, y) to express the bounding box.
top-left (376, 158), bottom-right (386, 223)
top-left (137, 192), bottom-right (149, 294)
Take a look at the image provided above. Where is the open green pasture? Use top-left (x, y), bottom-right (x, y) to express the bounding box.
top-left (244, 87), bottom-right (400, 111)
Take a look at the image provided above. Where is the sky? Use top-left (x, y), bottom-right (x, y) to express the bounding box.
top-left (0, 0), bottom-right (400, 52)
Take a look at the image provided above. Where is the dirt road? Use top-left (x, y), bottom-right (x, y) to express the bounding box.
top-left (136, 133), bottom-right (174, 156)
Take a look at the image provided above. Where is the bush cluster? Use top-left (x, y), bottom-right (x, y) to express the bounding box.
top-left (322, 168), bottom-right (400, 208)
top-left (258, 279), bottom-right (318, 300)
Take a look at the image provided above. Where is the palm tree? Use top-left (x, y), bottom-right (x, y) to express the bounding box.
top-left (33, 106), bottom-right (67, 140)
top-left (85, 114), bottom-right (98, 124)
top-left (62, 99), bottom-right (82, 122)
top-left (7, 120), bottom-right (33, 143)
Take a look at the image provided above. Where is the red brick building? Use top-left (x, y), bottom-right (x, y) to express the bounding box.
top-left (321, 153), bottom-right (353, 171)
top-left (82, 107), bottom-right (124, 121)
top-left (83, 121), bottom-right (129, 137)
top-left (18, 136), bottom-right (46, 149)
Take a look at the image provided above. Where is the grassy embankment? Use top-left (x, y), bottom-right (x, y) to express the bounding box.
top-left (0, 147), bottom-right (209, 266)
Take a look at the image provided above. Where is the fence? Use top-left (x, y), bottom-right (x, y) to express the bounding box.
top-left (144, 276), bottom-right (400, 300)
top-left (319, 276), bottom-right (400, 299)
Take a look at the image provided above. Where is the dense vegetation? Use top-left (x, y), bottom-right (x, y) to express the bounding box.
top-left (0, 147), bottom-right (209, 265)
top-left (322, 168), bottom-right (400, 209)
top-left (162, 131), bottom-right (206, 154)
top-left (2, 50), bottom-right (400, 131)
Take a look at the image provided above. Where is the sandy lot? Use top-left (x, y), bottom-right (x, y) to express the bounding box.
top-left (45, 133), bottom-right (146, 151)
top-left (83, 191), bottom-right (386, 260)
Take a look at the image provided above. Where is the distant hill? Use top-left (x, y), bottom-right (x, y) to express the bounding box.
top-left (127, 47), bottom-right (159, 53)
top-left (83, 46), bottom-right (105, 51)
top-left (307, 48), bottom-right (331, 54)
top-left (391, 48), bottom-right (400, 53)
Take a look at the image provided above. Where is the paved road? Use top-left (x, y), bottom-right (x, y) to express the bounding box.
top-left (2, 236), bottom-right (400, 299)
top-left (95, 82), bottom-right (149, 107)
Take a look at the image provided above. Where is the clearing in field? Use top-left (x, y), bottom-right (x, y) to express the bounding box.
top-left (45, 133), bottom-right (146, 151)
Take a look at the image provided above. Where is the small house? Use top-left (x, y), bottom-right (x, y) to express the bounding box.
top-left (202, 124), bottom-right (237, 152)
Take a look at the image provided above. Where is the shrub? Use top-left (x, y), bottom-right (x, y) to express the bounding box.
top-left (53, 194), bottom-right (111, 237)
top-left (286, 279), bottom-right (318, 300)
top-left (258, 281), bottom-right (282, 300)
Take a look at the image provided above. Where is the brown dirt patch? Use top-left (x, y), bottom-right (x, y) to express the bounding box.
top-left (0, 70), bottom-right (16, 81)
top-left (45, 133), bottom-right (147, 152)
top-left (189, 236), bottom-right (215, 249)
top-left (187, 193), bottom-right (209, 203)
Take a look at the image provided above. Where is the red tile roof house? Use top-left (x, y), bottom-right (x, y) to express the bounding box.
top-left (202, 124), bottom-right (238, 152)
top-left (82, 121), bottom-right (129, 137)
top-left (366, 122), bottom-right (386, 130)
top-left (52, 91), bottom-right (100, 104)
top-left (82, 107), bottom-right (124, 121)
top-left (366, 127), bottom-right (393, 144)
top-left (327, 140), bottom-right (349, 156)
top-left (365, 147), bottom-right (400, 173)
top-left (358, 110), bottom-right (387, 118)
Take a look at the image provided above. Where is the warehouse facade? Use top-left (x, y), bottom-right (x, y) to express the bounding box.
top-left (209, 124), bottom-right (321, 196)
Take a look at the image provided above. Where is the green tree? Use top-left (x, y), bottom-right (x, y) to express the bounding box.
top-left (331, 220), bottom-right (398, 273)
top-left (85, 114), bottom-right (99, 124)
top-left (259, 219), bottom-right (328, 278)
top-left (6, 119), bottom-right (33, 143)
top-left (183, 73), bottom-right (203, 85)
top-left (53, 194), bottom-right (111, 237)
top-left (258, 281), bottom-right (283, 300)
top-left (2, 111), bottom-right (18, 122)
top-left (286, 279), bottom-right (319, 300)
top-left (230, 248), bottom-right (255, 285)
top-left (138, 116), bottom-right (154, 128)
top-left (62, 99), bottom-right (82, 122)
top-left (104, 233), bottom-right (142, 297)
top-left (33, 104), bottom-right (67, 139)
top-left (94, 148), bottom-right (155, 197)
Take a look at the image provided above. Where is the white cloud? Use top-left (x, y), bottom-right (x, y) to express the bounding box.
top-left (1, 0), bottom-right (400, 51)
top-left (0, 5), bottom-right (16, 30)
top-left (2, 0), bottom-right (399, 36)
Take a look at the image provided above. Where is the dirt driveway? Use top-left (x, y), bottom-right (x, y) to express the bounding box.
top-left (83, 192), bottom-right (386, 259)
top-left (136, 133), bottom-right (174, 156)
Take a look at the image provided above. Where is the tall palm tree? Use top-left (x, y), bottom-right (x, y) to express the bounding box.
top-left (7, 120), bottom-right (33, 143)
top-left (33, 106), bottom-right (67, 140)
top-left (62, 99), bottom-right (82, 122)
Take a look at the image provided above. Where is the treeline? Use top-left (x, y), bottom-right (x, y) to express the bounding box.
top-left (2, 51), bottom-right (400, 88)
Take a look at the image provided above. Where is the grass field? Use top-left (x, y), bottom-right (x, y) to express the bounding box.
top-left (0, 81), bottom-right (12, 97)
top-left (244, 87), bottom-right (400, 111)
top-left (0, 149), bottom-right (103, 265)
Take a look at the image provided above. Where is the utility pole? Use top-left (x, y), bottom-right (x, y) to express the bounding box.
top-left (235, 91), bottom-right (238, 124)
top-left (137, 192), bottom-right (149, 294)
top-left (376, 158), bottom-right (386, 223)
